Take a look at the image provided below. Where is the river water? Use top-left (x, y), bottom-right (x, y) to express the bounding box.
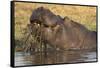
top-left (15, 50), bottom-right (97, 66)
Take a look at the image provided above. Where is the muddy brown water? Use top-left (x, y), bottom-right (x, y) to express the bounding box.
top-left (15, 50), bottom-right (97, 66)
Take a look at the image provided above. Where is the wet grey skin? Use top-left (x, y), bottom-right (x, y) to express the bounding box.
top-left (29, 7), bottom-right (97, 51)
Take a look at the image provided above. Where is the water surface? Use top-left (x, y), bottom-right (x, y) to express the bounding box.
top-left (15, 50), bottom-right (97, 66)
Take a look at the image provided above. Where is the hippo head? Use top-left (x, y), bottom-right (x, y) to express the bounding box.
top-left (30, 7), bottom-right (58, 25)
top-left (30, 7), bottom-right (64, 42)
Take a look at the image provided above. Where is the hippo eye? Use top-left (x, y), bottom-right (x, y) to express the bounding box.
top-left (51, 24), bottom-right (57, 28)
top-left (43, 24), bottom-right (49, 27)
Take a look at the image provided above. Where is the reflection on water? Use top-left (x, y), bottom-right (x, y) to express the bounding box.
top-left (15, 50), bottom-right (97, 66)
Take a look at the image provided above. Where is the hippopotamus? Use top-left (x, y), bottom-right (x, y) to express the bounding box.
top-left (30, 7), bottom-right (97, 50)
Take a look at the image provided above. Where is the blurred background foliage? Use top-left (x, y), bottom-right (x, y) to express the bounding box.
top-left (14, 2), bottom-right (97, 51)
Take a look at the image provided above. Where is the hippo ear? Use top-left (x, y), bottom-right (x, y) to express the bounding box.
top-left (57, 15), bottom-right (62, 19)
top-left (63, 16), bottom-right (73, 27)
top-left (63, 16), bottom-right (71, 21)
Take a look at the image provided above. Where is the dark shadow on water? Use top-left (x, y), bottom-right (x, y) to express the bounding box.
top-left (15, 50), bottom-right (97, 66)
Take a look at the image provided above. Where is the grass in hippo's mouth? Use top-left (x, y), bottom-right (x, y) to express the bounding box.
top-left (20, 24), bottom-right (47, 53)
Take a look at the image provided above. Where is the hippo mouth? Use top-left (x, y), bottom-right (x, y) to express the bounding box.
top-left (30, 18), bottom-right (42, 25)
top-left (29, 19), bottom-right (45, 42)
top-left (32, 22), bottom-right (41, 36)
